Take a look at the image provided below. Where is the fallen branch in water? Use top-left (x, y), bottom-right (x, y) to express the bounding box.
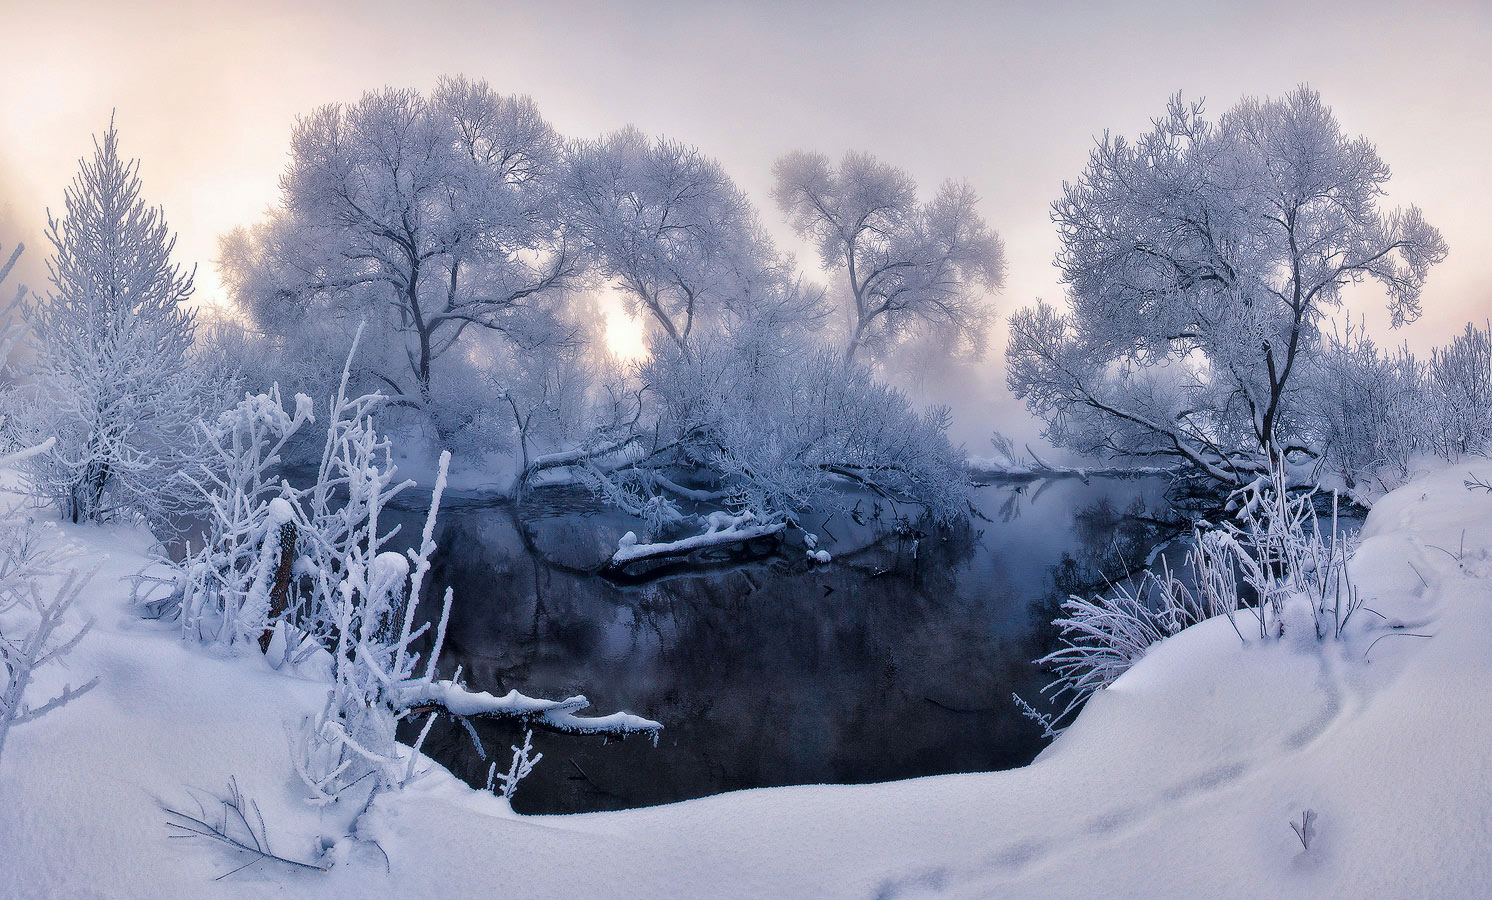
top-left (607, 515), bottom-right (787, 569)
top-left (398, 681), bottom-right (663, 740)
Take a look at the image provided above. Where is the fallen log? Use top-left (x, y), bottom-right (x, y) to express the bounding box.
top-left (398, 680), bottom-right (662, 741)
top-left (607, 522), bottom-right (788, 569)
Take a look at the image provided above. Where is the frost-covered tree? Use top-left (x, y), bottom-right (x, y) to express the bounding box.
top-left (774, 151), bottom-right (1005, 365)
top-left (555, 134), bottom-right (968, 547)
top-left (225, 77), bottom-right (581, 405)
top-left (1008, 88), bottom-right (1446, 484)
top-left (23, 119), bottom-right (205, 526)
top-left (566, 128), bottom-right (819, 352)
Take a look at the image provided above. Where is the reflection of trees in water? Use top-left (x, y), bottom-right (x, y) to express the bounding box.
top-left (393, 484), bottom-right (1178, 814)
top-left (1027, 494), bottom-right (1186, 669)
top-left (399, 507), bottom-right (1057, 813)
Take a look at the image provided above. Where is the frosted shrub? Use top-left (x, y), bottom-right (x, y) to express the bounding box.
top-left (1428, 321), bottom-right (1492, 459)
top-left (1030, 456), bottom-right (1357, 734)
top-left (0, 567), bottom-right (98, 761)
top-left (290, 436), bottom-right (453, 808)
top-left (485, 729), bottom-right (542, 802)
top-left (1032, 553), bottom-right (1234, 735)
top-left (177, 386), bottom-right (315, 647)
top-left (0, 241), bottom-right (95, 765)
top-left (1306, 324), bottom-right (1425, 496)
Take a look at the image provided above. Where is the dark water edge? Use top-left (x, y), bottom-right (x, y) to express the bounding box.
top-left (385, 477), bottom-right (1183, 815)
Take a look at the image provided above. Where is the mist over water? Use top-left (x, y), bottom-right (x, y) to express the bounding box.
top-left (387, 477), bottom-right (1178, 814)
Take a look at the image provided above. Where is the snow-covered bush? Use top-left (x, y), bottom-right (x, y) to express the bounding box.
top-left (0, 240), bottom-right (95, 765)
top-left (1031, 552), bottom-right (1233, 735)
top-left (577, 329), bottom-right (967, 566)
top-left (1427, 321), bottom-right (1492, 460)
top-left (1304, 324), bottom-right (1425, 497)
top-left (1032, 457), bottom-right (1358, 734)
top-left (1227, 464), bottom-right (1361, 640)
top-left (176, 386), bottom-right (315, 647)
top-left (21, 119), bottom-right (209, 530)
top-left (292, 475), bottom-right (452, 808)
top-left (176, 331), bottom-right (419, 656)
top-left (167, 336), bottom-right (659, 826)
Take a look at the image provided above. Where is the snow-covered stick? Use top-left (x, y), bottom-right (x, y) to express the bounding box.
top-left (163, 778), bottom-right (328, 877)
top-left (394, 450), bottom-right (450, 682)
top-left (489, 729), bottom-right (542, 801)
top-left (0, 567), bottom-right (100, 761)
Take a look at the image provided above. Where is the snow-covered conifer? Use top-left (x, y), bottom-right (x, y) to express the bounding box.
top-left (23, 118), bottom-right (205, 527)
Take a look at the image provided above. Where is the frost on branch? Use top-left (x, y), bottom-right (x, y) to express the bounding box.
top-left (0, 567), bottom-right (99, 762)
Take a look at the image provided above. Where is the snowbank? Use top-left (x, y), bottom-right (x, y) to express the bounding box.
top-left (4, 462), bottom-right (1492, 898)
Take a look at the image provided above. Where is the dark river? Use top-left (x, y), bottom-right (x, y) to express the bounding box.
top-left (385, 477), bottom-right (1180, 815)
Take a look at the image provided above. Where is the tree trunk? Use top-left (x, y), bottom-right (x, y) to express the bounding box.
top-left (258, 522), bottom-right (299, 653)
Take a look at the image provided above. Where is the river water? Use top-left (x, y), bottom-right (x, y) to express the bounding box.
top-left (381, 476), bottom-right (1181, 815)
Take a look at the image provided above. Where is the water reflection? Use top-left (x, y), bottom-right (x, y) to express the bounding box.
top-left (389, 477), bottom-right (1180, 814)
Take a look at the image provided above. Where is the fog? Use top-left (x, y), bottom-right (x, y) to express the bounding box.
top-left (3, 0), bottom-right (1489, 452)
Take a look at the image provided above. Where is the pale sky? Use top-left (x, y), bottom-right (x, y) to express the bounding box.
top-left (3, 0), bottom-right (1489, 447)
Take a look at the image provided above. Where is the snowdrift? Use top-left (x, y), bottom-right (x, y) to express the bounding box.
top-left (4, 462), bottom-right (1492, 898)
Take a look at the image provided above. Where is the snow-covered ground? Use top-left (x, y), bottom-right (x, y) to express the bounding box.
top-left (4, 461), bottom-right (1492, 899)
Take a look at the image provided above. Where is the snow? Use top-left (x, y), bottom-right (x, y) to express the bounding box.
top-left (5, 461), bottom-right (1492, 897)
top-left (609, 516), bottom-right (787, 566)
top-left (398, 682), bottom-right (663, 737)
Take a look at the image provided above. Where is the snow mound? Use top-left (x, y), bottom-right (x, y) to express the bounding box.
top-left (5, 461), bottom-right (1492, 898)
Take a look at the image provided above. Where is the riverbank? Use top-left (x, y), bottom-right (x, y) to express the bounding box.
top-left (3, 461), bottom-right (1491, 898)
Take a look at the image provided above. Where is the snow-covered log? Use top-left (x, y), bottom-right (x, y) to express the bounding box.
top-left (519, 434), bottom-right (642, 486)
top-left (398, 682), bottom-right (662, 739)
top-left (608, 519), bottom-right (787, 568)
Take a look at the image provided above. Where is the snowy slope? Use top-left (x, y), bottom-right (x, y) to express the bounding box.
top-left (3, 462), bottom-right (1492, 899)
